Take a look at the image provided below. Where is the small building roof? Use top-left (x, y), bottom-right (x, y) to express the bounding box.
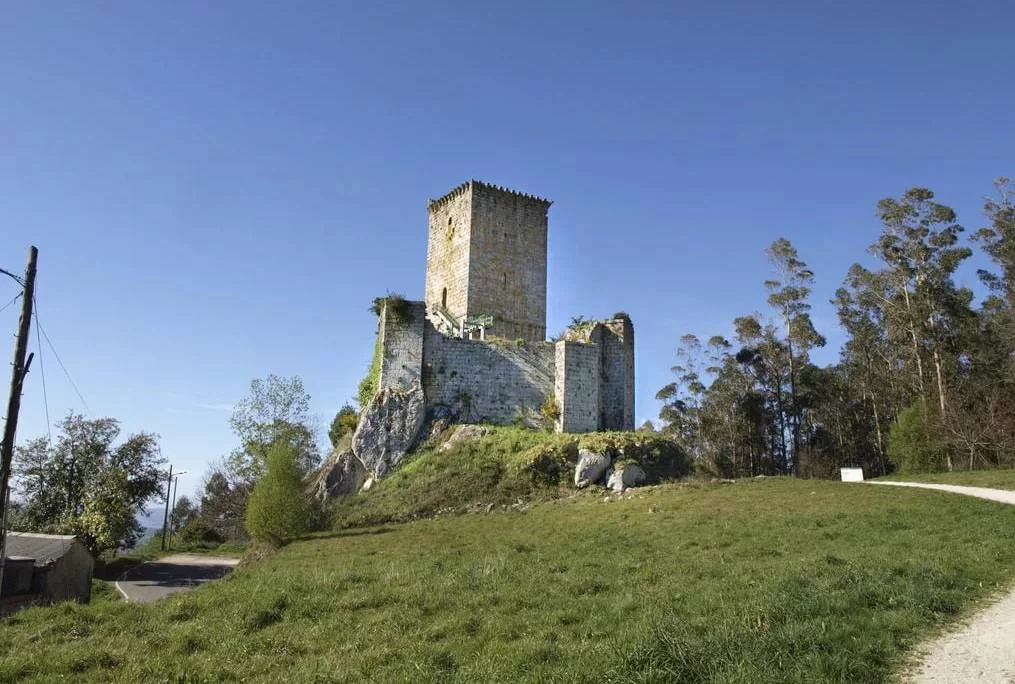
top-left (3, 532), bottom-right (79, 565)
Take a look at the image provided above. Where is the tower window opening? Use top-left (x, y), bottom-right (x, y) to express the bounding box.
top-left (441, 287), bottom-right (448, 309)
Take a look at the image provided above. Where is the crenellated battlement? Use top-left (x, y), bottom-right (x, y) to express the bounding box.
top-left (427, 179), bottom-right (552, 211)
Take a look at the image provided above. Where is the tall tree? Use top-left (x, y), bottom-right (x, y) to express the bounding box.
top-left (227, 374), bottom-right (320, 481)
top-left (13, 413), bottom-right (165, 552)
top-left (765, 238), bottom-right (825, 472)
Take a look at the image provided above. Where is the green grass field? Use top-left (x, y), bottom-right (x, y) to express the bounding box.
top-left (3, 478), bottom-right (1015, 682)
top-left (878, 469), bottom-right (1015, 490)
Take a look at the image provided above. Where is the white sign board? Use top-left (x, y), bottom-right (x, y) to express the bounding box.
top-left (840, 468), bottom-right (865, 482)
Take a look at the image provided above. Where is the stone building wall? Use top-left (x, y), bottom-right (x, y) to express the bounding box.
top-left (599, 317), bottom-right (636, 430)
top-left (423, 181), bottom-right (549, 342)
top-left (373, 301), bottom-right (634, 433)
top-left (554, 341), bottom-right (601, 433)
top-left (422, 321), bottom-right (555, 425)
top-left (424, 184), bottom-right (473, 324)
top-left (377, 300), bottom-right (426, 393)
top-left (466, 182), bottom-right (549, 342)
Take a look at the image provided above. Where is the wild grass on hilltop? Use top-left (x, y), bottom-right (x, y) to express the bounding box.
top-left (3, 479), bottom-right (1015, 682)
top-left (331, 426), bottom-right (689, 527)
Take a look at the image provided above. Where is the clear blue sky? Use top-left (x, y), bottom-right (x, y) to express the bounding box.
top-left (2, 1), bottom-right (1013, 502)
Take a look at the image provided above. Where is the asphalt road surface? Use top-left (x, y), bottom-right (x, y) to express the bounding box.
top-left (115, 553), bottom-right (241, 603)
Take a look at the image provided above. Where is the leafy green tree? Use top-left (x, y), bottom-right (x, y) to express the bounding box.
top-left (197, 464), bottom-right (251, 540)
top-left (171, 495), bottom-right (199, 533)
top-left (227, 374), bottom-right (320, 481)
top-left (245, 440), bottom-right (314, 546)
top-left (66, 469), bottom-right (136, 555)
top-left (13, 413), bottom-right (164, 551)
top-left (888, 403), bottom-right (947, 473)
top-left (328, 404), bottom-right (359, 448)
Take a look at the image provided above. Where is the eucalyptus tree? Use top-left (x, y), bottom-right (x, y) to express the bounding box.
top-left (872, 188), bottom-right (972, 420)
top-left (765, 238), bottom-right (825, 472)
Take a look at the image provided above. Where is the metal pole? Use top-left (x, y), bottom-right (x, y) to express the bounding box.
top-left (168, 476), bottom-right (179, 549)
top-left (0, 246), bottom-right (37, 598)
top-left (160, 464), bottom-right (172, 551)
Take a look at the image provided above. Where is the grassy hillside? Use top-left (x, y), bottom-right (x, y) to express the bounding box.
top-left (4, 478), bottom-right (1015, 681)
top-left (878, 469), bottom-right (1015, 490)
top-left (332, 427), bottom-right (689, 528)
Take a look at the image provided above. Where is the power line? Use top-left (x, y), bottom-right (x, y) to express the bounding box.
top-left (0, 293), bottom-right (21, 315)
top-left (32, 298), bottom-right (51, 443)
top-left (34, 315), bottom-right (91, 415)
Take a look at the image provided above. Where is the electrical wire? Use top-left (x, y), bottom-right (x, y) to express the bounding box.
top-left (0, 292), bottom-right (21, 315)
top-left (32, 297), bottom-right (52, 443)
top-left (34, 314), bottom-right (91, 415)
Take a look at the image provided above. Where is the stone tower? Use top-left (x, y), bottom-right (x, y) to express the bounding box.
top-left (424, 180), bottom-right (551, 342)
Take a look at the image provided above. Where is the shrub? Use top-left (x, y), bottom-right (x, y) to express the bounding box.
top-left (888, 403), bottom-right (948, 473)
top-left (540, 395), bottom-right (561, 424)
top-left (245, 440), bottom-right (314, 545)
top-left (329, 405), bottom-right (359, 448)
top-left (369, 293), bottom-right (411, 324)
top-left (178, 518), bottom-right (226, 546)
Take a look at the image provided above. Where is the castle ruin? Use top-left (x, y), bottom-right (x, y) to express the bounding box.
top-left (374, 180), bottom-right (634, 433)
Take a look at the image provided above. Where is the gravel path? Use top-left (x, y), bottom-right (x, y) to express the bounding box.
top-left (869, 481), bottom-right (1015, 683)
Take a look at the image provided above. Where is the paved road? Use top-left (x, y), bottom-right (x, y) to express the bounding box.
top-left (115, 553), bottom-right (241, 603)
top-left (868, 480), bottom-right (1015, 683)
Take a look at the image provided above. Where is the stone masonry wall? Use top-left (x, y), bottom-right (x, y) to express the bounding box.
top-left (377, 300), bottom-right (426, 392)
top-left (374, 300), bottom-right (627, 434)
top-left (424, 184), bottom-right (473, 324)
top-left (599, 317), bottom-right (636, 430)
top-left (422, 319), bottom-right (555, 425)
top-left (467, 182), bottom-right (549, 342)
top-left (554, 341), bottom-right (601, 433)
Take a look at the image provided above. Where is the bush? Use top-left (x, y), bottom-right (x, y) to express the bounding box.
top-left (245, 440), bottom-right (314, 545)
top-left (539, 395), bottom-right (561, 424)
top-left (179, 518), bottom-right (226, 546)
top-left (888, 403), bottom-right (948, 473)
top-left (329, 405), bottom-right (359, 448)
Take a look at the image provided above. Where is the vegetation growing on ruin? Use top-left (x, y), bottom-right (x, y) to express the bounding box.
top-left (538, 395), bottom-right (560, 424)
top-left (4, 479), bottom-right (1015, 681)
top-left (356, 333), bottom-right (383, 408)
top-left (329, 427), bottom-right (690, 528)
top-left (369, 293), bottom-right (411, 324)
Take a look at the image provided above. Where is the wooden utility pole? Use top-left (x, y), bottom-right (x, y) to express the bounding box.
top-left (160, 464), bottom-right (173, 551)
top-left (0, 246), bottom-right (38, 596)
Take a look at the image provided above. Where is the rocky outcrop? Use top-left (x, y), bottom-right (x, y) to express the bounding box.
top-left (306, 449), bottom-right (368, 503)
top-left (607, 463), bottom-right (646, 493)
top-left (353, 384), bottom-right (426, 478)
top-left (574, 449), bottom-right (610, 488)
top-left (439, 424), bottom-right (493, 452)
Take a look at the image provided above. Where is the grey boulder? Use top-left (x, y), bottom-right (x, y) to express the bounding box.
top-left (607, 463), bottom-right (647, 493)
top-left (440, 424), bottom-right (493, 452)
top-left (306, 449), bottom-right (368, 503)
top-left (574, 449), bottom-right (610, 488)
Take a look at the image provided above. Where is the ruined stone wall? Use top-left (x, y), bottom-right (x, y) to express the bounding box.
top-left (422, 320), bottom-right (555, 424)
top-left (467, 182), bottom-right (549, 342)
top-left (424, 184), bottom-right (473, 323)
top-left (375, 301), bottom-right (630, 434)
top-left (554, 341), bottom-right (601, 433)
top-left (599, 317), bottom-right (636, 430)
top-left (377, 300), bottom-right (426, 392)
